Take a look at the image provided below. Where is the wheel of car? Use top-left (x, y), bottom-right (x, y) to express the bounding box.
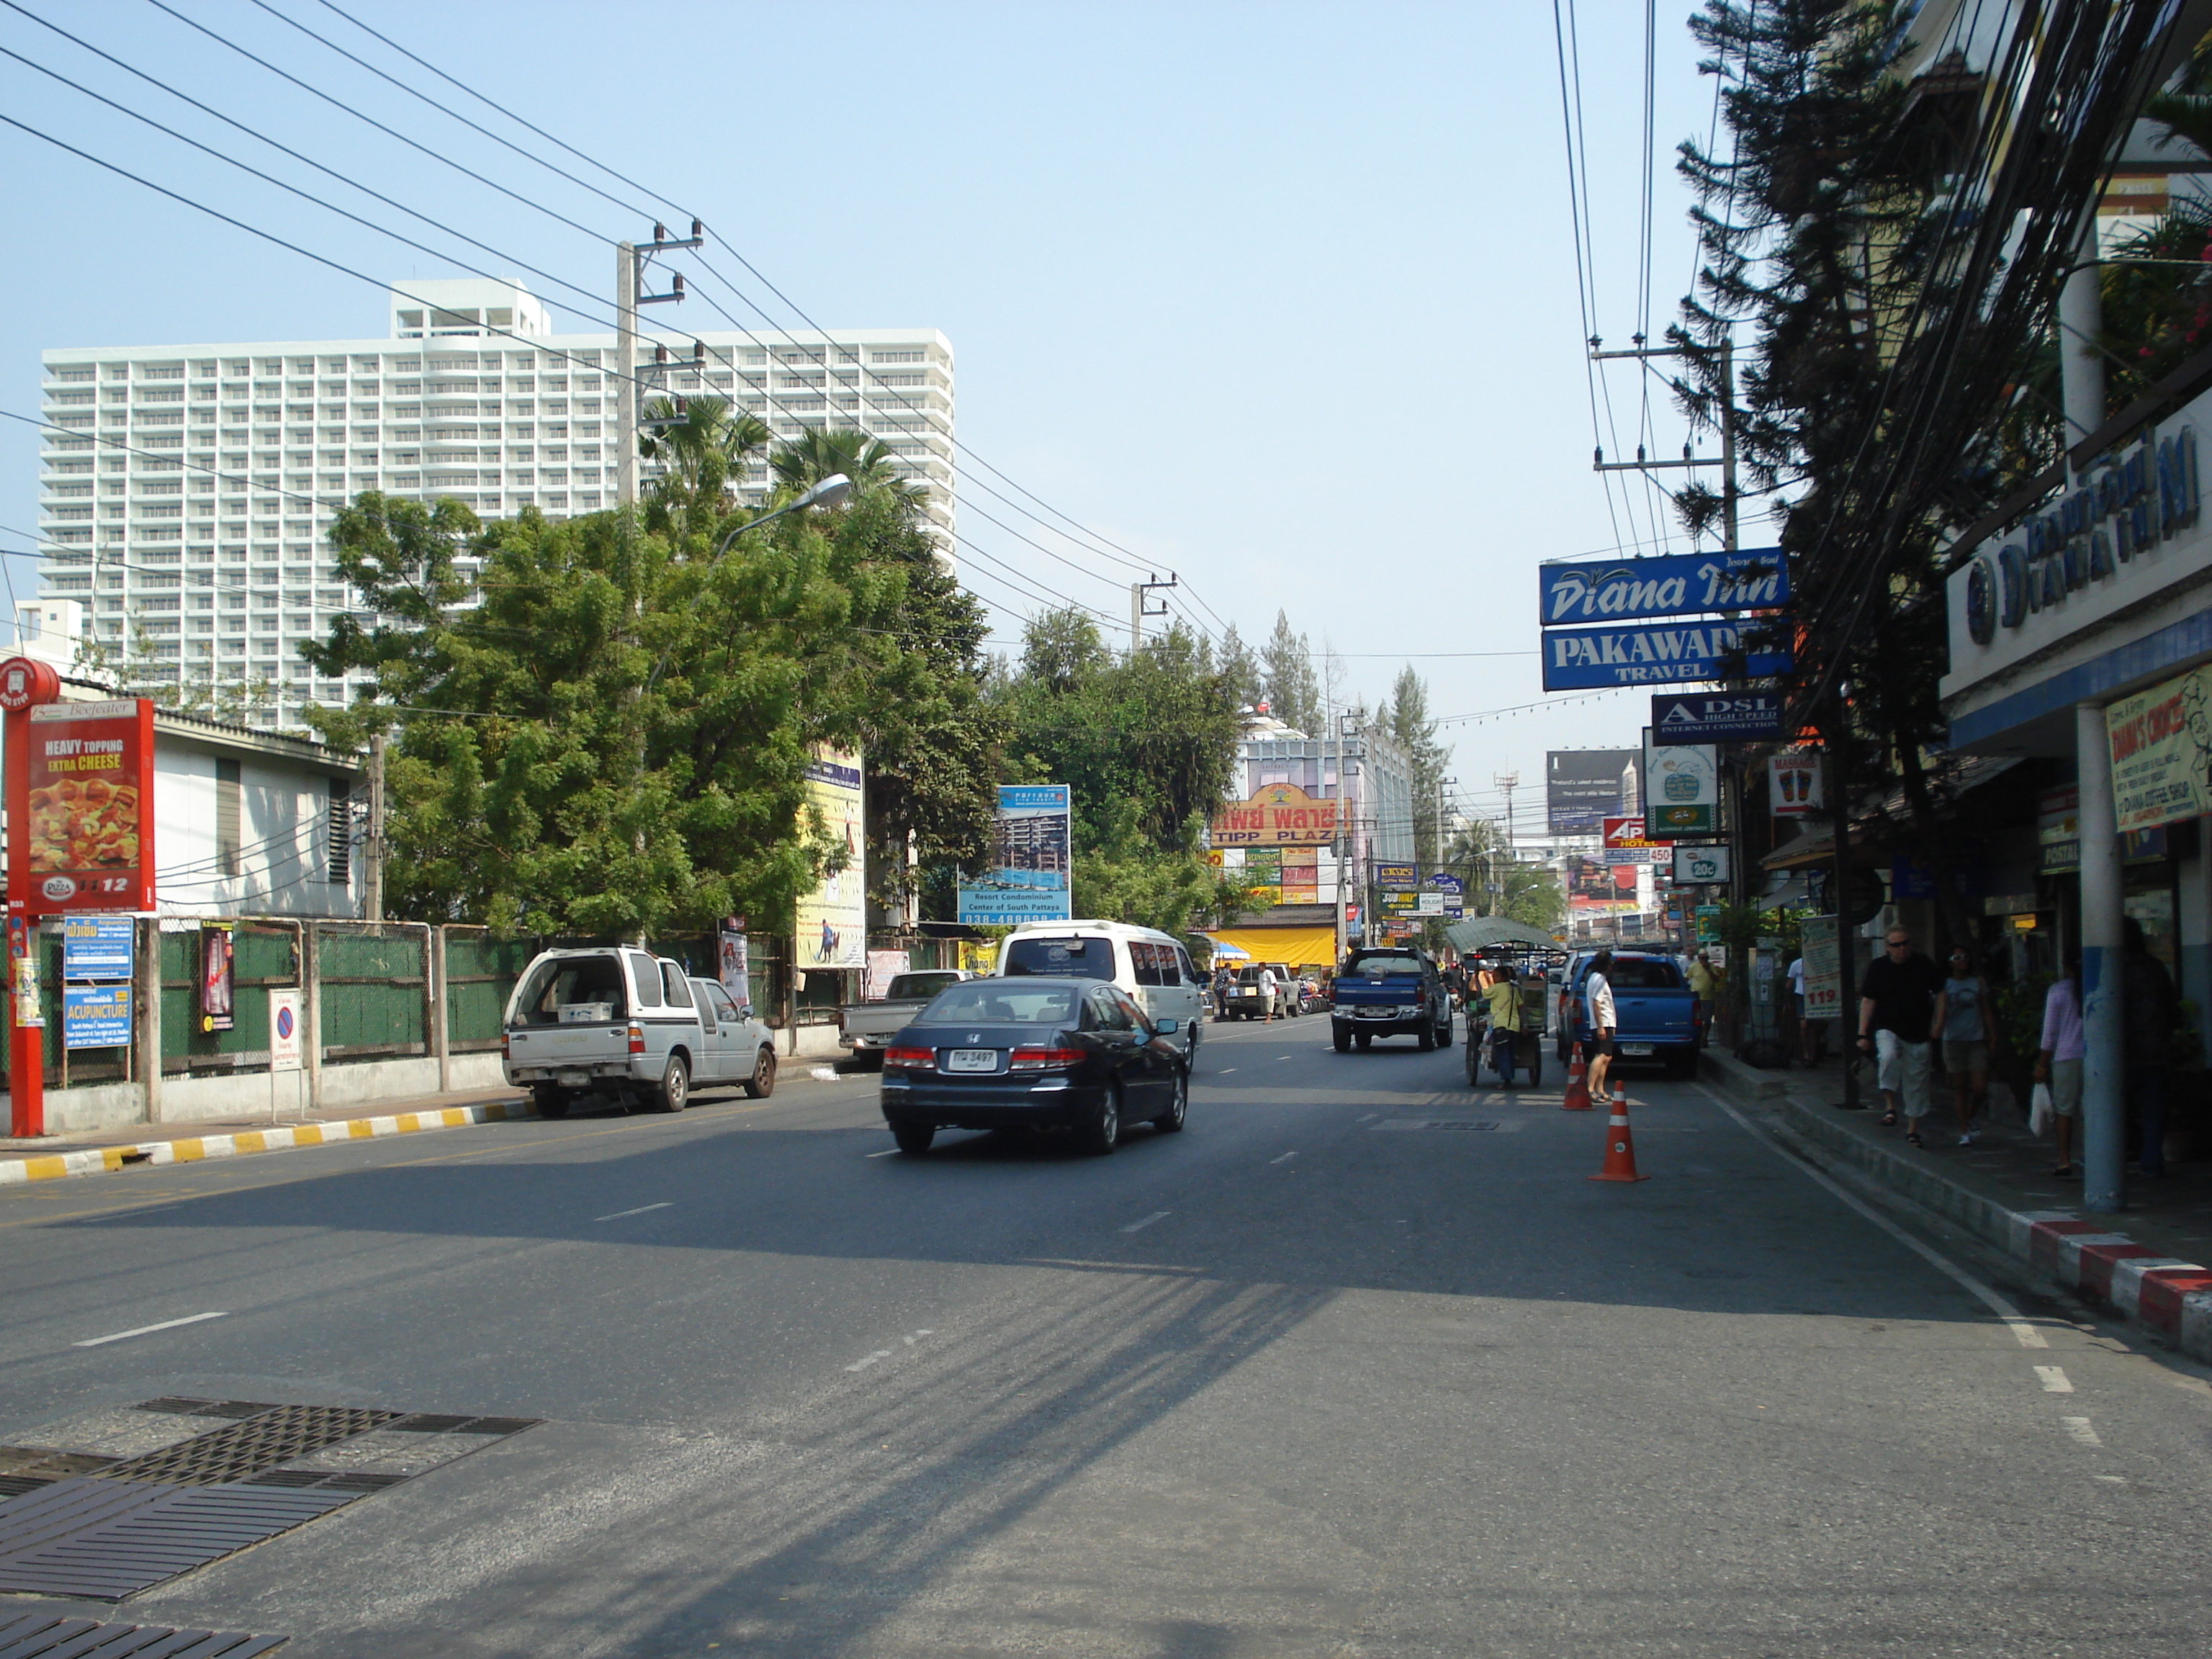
top-left (1354, 1032), bottom-right (1372, 1051)
top-left (655, 1055), bottom-right (690, 1114)
top-left (743, 1046), bottom-right (778, 1098)
top-left (1185, 1020), bottom-right (1202, 1061)
top-left (1079, 1083), bottom-right (1122, 1156)
top-left (1154, 1068), bottom-right (1188, 1133)
top-left (1463, 1040), bottom-right (1480, 1087)
top-left (532, 1084), bottom-right (570, 1120)
top-left (1417, 1023), bottom-right (1436, 1053)
top-left (893, 1123), bottom-right (935, 1155)
top-left (1333, 1026), bottom-right (1351, 1054)
top-left (1529, 1050), bottom-right (1542, 1087)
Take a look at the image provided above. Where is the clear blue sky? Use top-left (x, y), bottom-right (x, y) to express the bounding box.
top-left (0, 1), bottom-right (1730, 833)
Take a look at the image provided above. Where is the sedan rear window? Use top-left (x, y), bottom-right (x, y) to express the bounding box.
top-left (1004, 937), bottom-right (1114, 980)
top-left (923, 984), bottom-right (1079, 1025)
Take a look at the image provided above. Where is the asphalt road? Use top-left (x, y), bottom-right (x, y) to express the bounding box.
top-left (4, 1013), bottom-right (2212, 1656)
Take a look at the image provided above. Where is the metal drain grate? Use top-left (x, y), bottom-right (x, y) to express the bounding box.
top-left (95, 1406), bottom-right (402, 1488)
top-left (0, 1608), bottom-right (287, 1656)
top-left (0, 1477), bottom-right (354, 1601)
top-left (242, 1470), bottom-right (406, 1494)
top-left (387, 1413), bottom-right (539, 1436)
top-left (0, 1478), bottom-right (47, 1501)
top-left (0, 1447), bottom-right (117, 1480)
top-left (134, 1398), bottom-right (280, 1421)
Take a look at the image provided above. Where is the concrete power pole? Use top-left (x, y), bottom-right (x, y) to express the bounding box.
top-left (616, 222), bottom-right (703, 508)
top-left (1128, 574), bottom-right (1177, 651)
top-left (364, 731), bottom-right (387, 925)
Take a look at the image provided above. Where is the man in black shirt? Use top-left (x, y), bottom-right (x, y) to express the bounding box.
top-left (1856, 928), bottom-right (1943, 1144)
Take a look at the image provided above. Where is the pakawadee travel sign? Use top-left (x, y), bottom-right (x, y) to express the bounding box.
top-left (1538, 549), bottom-right (1787, 626)
top-left (1542, 620), bottom-right (1791, 690)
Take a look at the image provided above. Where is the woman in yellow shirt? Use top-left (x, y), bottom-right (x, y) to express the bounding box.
top-left (1486, 964), bottom-right (1523, 1087)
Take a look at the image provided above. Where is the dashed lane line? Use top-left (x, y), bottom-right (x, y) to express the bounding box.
top-left (2062, 1416), bottom-right (2103, 1447)
top-left (865, 1148), bottom-right (899, 1159)
top-left (2036, 1365), bottom-right (2074, 1393)
top-left (1120, 1211), bottom-right (1171, 1234)
top-left (1269, 1151), bottom-right (1298, 1166)
top-left (594, 1202), bottom-right (673, 1222)
top-left (74, 1310), bottom-right (228, 1348)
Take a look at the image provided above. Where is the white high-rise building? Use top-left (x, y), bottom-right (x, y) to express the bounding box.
top-left (37, 278), bottom-right (954, 729)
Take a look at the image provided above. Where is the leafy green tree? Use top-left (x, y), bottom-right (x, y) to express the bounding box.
top-left (1261, 609), bottom-right (1319, 733)
top-left (770, 424), bottom-right (926, 512)
top-left (639, 395), bottom-right (770, 538)
top-left (1385, 666), bottom-right (1451, 873)
top-left (1215, 622), bottom-right (1263, 713)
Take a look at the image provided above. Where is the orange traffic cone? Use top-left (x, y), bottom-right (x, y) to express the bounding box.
top-left (1560, 1040), bottom-right (1592, 1111)
top-left (1591, 1103), bottom-right (1648, 1182)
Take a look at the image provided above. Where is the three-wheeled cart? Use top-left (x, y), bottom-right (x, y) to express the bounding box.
top-left (1465, 976), bottom-right (1545, 1088)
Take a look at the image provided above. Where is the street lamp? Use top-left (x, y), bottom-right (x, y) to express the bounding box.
top-left (709, 472), bottom-right (853, 559)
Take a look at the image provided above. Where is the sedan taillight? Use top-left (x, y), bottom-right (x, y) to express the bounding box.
top-left (1010, 1046), bottom-right (1084, 1071)
top-left (627, 1022), bottom-right (645, 1056)
top-left (884, 1046), bottom-right (935, 1071)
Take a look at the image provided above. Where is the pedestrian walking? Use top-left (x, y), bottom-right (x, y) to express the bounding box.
top-left (1930, 948), bottom-right (1993, 1144)
top-left (1259, 963), bottom-right (1282, 1022)
top-left (1786, 953), bottom-right (1811, 1066)
top-left (2123, 917), bottom-right (2179, 1178)
top-left (1212, 966), bottom-right (1232, 1022)
top-left (1486, 963), bottom-right (1521, 1086)
top-left (1856, 928), bottom-right (1943, 1146)
top-left (1585, 949), bottom-right (1620, 1105)
top-left (2034, 956), bottom-right (2084, 1179)
top-left (1688, 949), bottom-right (1720, 1046)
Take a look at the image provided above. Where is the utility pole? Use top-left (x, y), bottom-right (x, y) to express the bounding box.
top-left (1129, 573), bottom-right (1177, 651)
top-left (615, 222), bottom-right (703, 507)
top-left (364, 730), bottom-right (387, 925)
top-left (1493, 770), bottom-right (1519, 855)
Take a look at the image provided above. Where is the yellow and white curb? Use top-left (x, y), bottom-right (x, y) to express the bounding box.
top-left (0, 1100), bottom-right (530, 1187)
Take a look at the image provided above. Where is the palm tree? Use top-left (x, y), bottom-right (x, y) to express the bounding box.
top-left (638, 395), bottom-right (770, 535)
top-left (768, 425), bottom-right (927, 514)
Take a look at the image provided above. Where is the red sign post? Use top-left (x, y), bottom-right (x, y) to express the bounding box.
top-left (1, 662), bottom-right (155, 1137)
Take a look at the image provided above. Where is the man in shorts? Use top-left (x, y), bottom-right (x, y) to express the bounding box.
top-left (1856, 928), bottom-right (1943, 1143)
top-left (1584, 949), bottom-right (1619, 1105)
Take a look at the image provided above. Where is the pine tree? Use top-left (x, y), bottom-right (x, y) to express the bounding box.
top-left (1261, 610), bottom-right (1320, 734)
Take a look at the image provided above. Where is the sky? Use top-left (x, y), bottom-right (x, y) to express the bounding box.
top-left (0, 0), bottom-right (1735, 839)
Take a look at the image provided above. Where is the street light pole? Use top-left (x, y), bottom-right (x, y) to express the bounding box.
top-left (709, 474), bottom-right (854, 559)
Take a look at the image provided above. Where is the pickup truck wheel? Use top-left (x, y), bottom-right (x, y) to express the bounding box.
top-left (1354, 1033), bottom-right (1372, 1051)
top-left (742, 1047), bottom-right (778, 1098)
top-left (532, 1084), bottom-right (570, 1120)
top-left (1417, 1023), bottom-right (1436, 1053)
top-left (655, 1055), bottom-right (690, 1114)
top-left (892, 1123), bottom-right (935, 1155)
top-left (1333, 1026), bottom-right (1351, 1054)
top-left (1078, 1084), bottom-right (1121, 1156)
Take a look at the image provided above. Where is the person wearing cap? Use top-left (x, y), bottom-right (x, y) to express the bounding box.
top-left (1856, 929), bottom-right (1943, 1145)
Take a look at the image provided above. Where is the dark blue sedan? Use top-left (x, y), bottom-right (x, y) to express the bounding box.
top-left (878, 976), bottom-right (1188, 1156)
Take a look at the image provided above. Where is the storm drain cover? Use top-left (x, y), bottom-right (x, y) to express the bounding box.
top-left (1370, 1119), bottom-right (1504, 1132)
top-left (0, 1608), bottom-right (286, 1656)
top-left (0, 1401), bottom-right (539, 1600)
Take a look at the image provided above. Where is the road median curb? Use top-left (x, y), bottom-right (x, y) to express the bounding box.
top-left (0, 1100), bottom-right (531, 1188)
top-left (1701, 1048), bottom-right (2212, 1367)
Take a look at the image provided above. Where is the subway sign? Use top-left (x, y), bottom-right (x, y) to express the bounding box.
top-left (1964, 428), bottom-right (2198, 645)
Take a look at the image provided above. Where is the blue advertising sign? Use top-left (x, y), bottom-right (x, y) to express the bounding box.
top-left (1650, 691), bottom-right (1787, 743)
top-left (1538, 549), bottom-right (1787, 626)
top-left (62, 916), bottom-right (134, 981)
top-left (958, 784), bottom-right (1074, 925)
top-left (63, 983), bottom-right (132, 1050)
top-left (1542, 621), bottom-right (1791, 690)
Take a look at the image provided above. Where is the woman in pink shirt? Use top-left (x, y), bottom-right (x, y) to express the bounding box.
top-left (2034, 957), bottom-right (2085, 1178)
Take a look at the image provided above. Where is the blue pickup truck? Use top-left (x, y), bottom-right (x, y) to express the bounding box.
top-left (1330, 945), bottom-right (1455, 1053)
top-left (1555, 950), bottom-right (1704, 1078)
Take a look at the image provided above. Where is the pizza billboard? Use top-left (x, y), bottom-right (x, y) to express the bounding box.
top-left (11, 699), bottom-right (156, 916)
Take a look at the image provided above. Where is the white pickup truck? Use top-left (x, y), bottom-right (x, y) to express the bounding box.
top-left (503, 945), bottom-right (778, 1118)
top-left (837, 969), bottom-right (974, 1061)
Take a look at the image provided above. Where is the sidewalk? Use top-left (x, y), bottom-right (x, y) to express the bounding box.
top-left (1704, 1048), bottom-right (2212, 1364)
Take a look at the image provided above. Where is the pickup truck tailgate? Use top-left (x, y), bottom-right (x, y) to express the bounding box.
top-left (1611, 992), bottom-right (1695, 1043)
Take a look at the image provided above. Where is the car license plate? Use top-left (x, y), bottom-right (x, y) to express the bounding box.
top-left (1619, 1043), bottom-right (1654, 1056)
top-left (557, 1070), bottom-right (590, 1087)
top-left (945, 1049), bottom-right (1000, 1073)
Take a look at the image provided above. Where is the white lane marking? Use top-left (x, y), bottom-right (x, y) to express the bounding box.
top-left (1218, 1068), bottom-right (1238, 1074)
top-left (2093, 1473), bottom-right (2128, 1484)
top-left (809, 1067), bottom-right (842, 1081)
top-left (845, 1349), bottom-right (894, 1372)
top-left (2062, 1416), bottom-right (2103, 1447)
top-left (594, 1202), bottom-right (673, 1221)
top-left (1694, 1084), bottom-right (2051, 1349)
top-left (901, 1329), bottom-right (935, 1346)
top-left (1357, 1113), bottom-right (1377, 1123)
top-left (74, 1310), bottom-right (228, 1348)
top-left (2036, 1365), bottom-right (2074, 1393)
top-left (1270, 1151), bottom-right (1298, 1165)
top-left (865, 1148), bottom-right (899, 1159)
top-left (1121, 1211), bottom-right (1172, 1233)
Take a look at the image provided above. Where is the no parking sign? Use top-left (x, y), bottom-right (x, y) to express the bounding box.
top-left (268, 987), bottom-right (302, 1073)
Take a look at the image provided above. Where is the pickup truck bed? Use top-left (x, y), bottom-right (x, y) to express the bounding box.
top-left (840, 971), bottom-right (974, 1057)
top-left (1558, 953), bottom-right (1701, 1076)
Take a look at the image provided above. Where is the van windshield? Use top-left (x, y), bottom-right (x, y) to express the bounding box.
top-left (511, 956), bottom-right (626, 1027)
top-left (1004, 937), bottom-right (1113, 980)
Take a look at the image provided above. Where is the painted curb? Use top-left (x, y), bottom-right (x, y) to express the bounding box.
top-left (0, 1100), bottom-right (529, 1187)
top-left (1702, 1050), bottom-right (2212, 1367)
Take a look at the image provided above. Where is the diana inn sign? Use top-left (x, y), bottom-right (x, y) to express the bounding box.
top-left (1537, 549), bottom-right (1794, 691)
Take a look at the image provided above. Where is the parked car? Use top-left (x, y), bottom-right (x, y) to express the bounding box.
top-left (1555, 950), bottom-right (1703, 1077)
top-left (1223, 964), bottom-right (1290, 1019)
top-left (501, 945), bottom-right (778, 1118)
top-left (839, 969), bottom-right (975, 1063)
top-left (996, 920), bottom-right (1206, 1058)
top-left (1329, 945), bottom-right (1454, 1052)
top-left (878, 975), bottom-right (1189, 1156)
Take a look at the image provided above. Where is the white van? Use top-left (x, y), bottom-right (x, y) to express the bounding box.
top-left (995, 920), bottom-right (1208, 1058)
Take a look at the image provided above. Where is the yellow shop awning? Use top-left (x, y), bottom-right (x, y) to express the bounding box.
top-left (1204, 926), bottom-right (1341, 971)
